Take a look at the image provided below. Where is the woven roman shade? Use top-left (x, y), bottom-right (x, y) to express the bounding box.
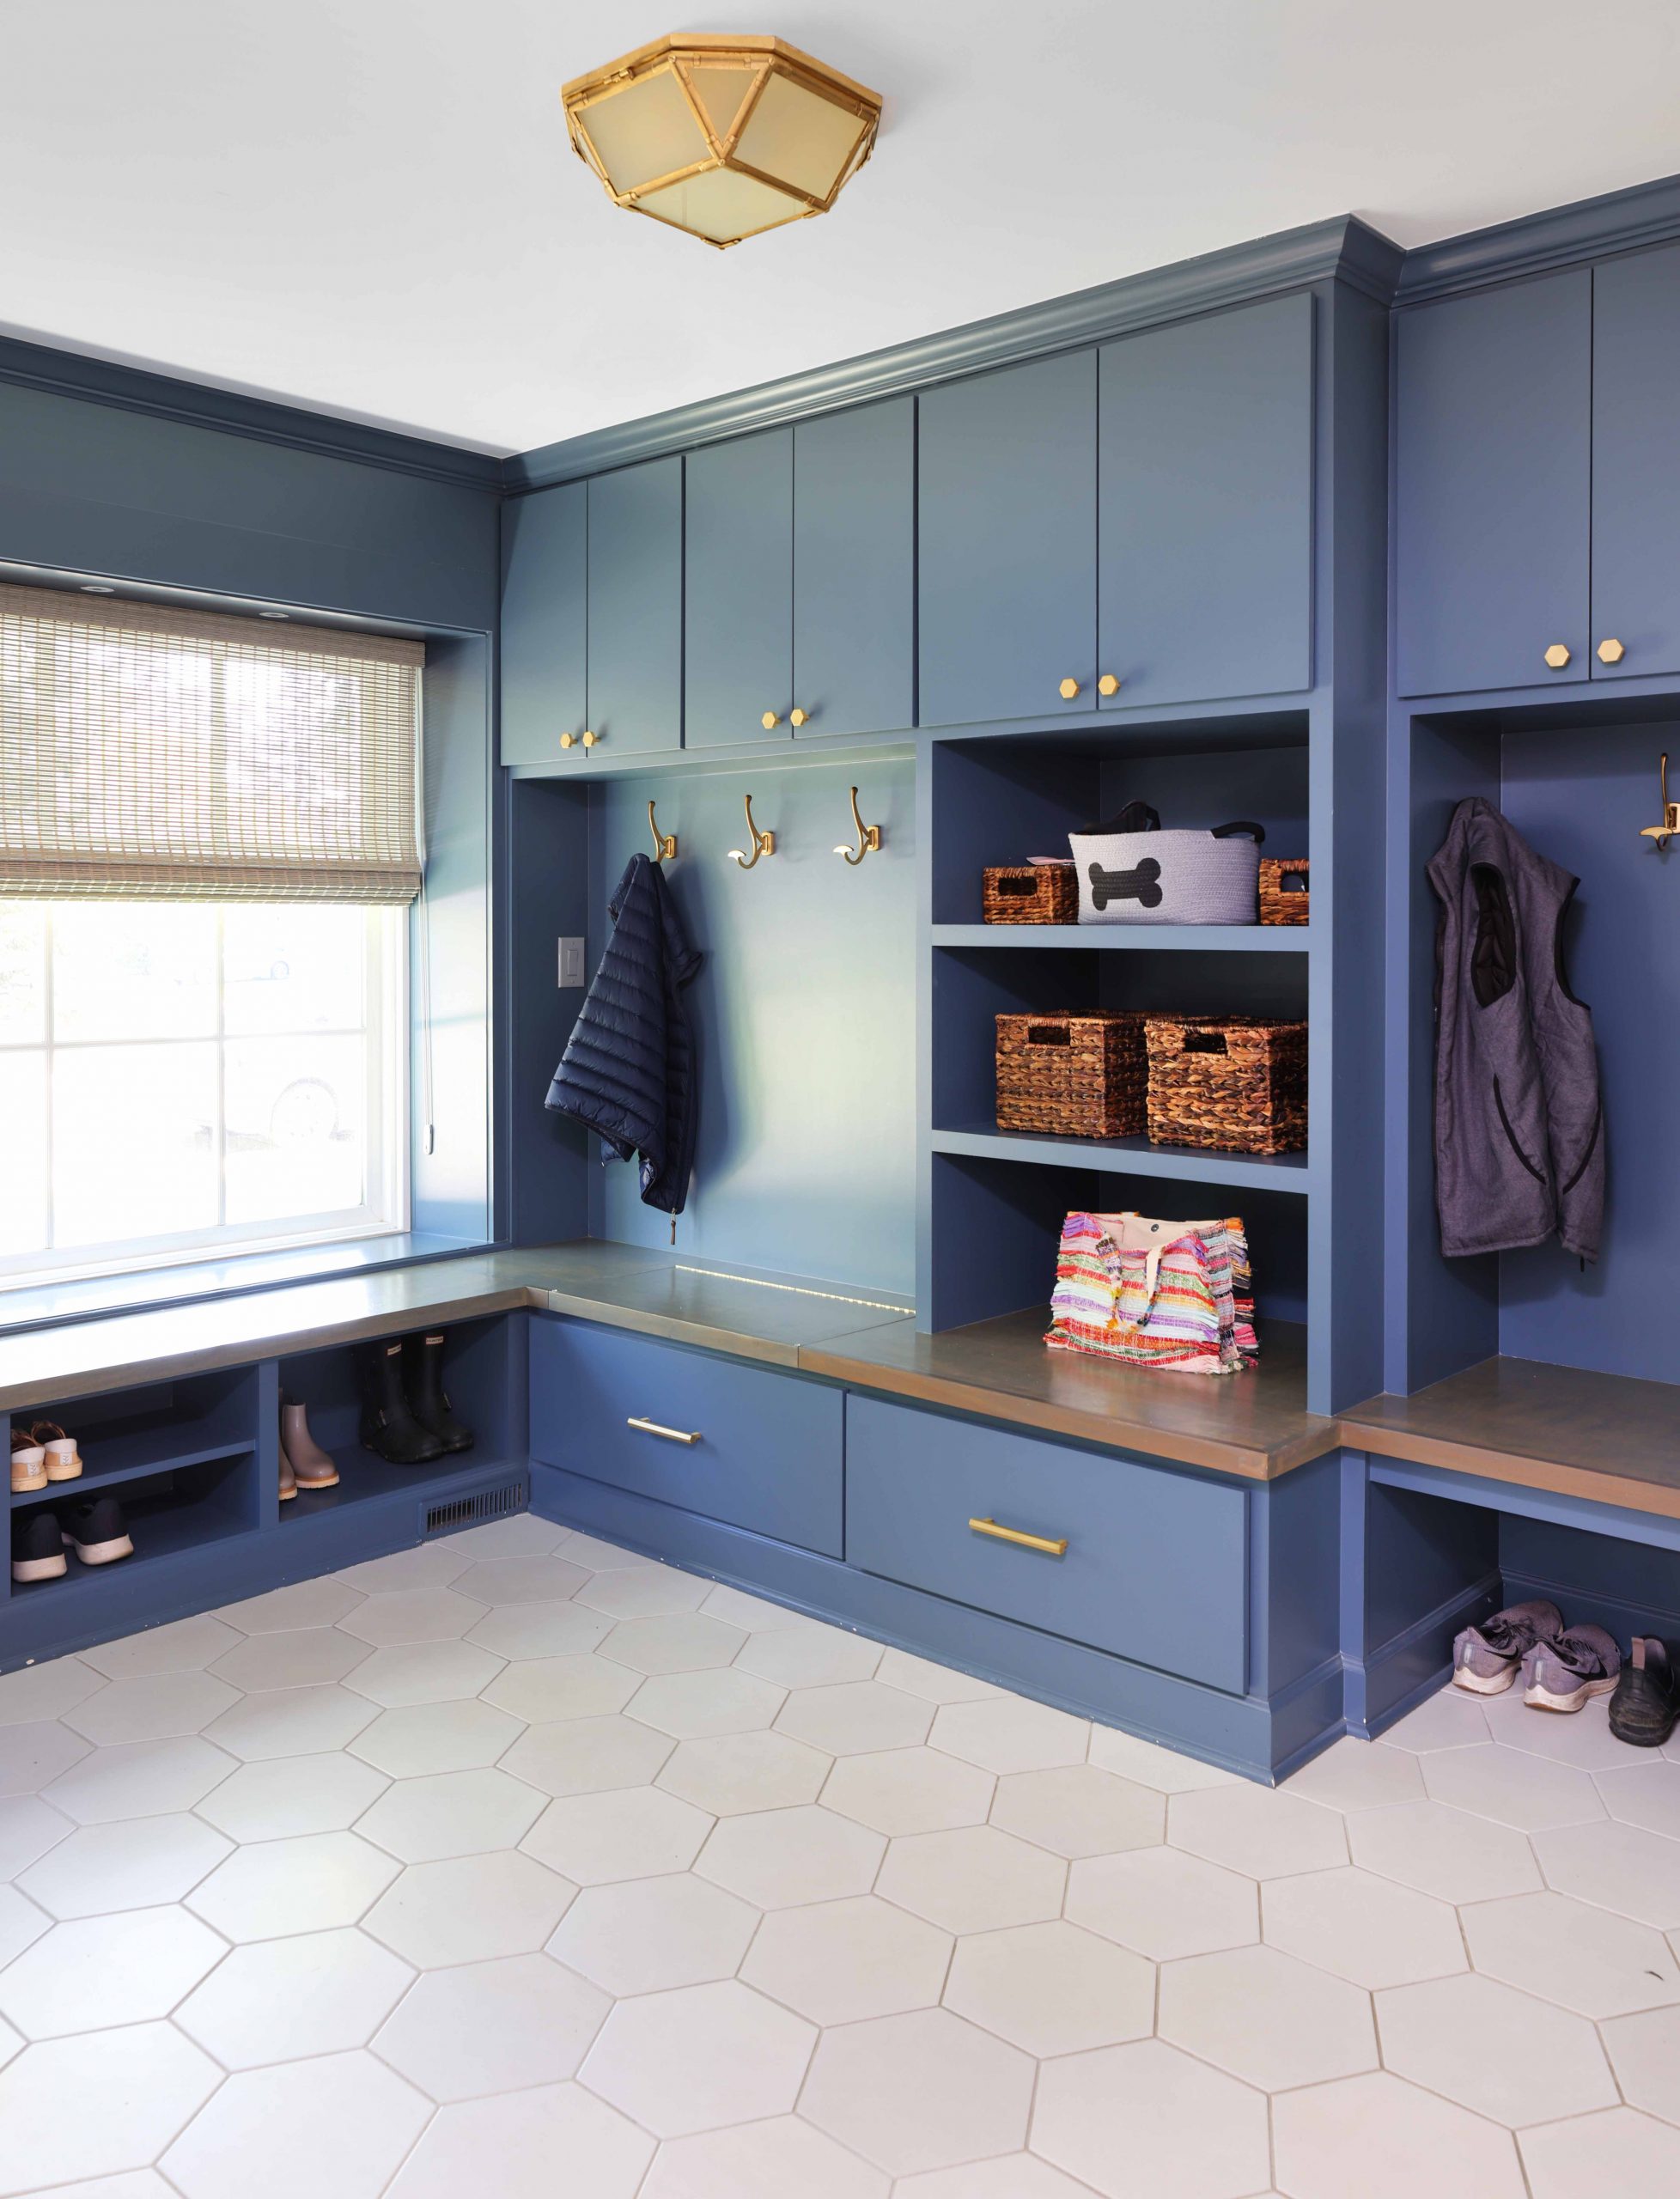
top-left (0, 585), bottom-right (424, 902)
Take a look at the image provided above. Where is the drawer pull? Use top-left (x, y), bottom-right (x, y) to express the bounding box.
top-left (627, 1416), bottom-right (702, 1446)
top-left (969, 1515), bottom-right (1068, 1558)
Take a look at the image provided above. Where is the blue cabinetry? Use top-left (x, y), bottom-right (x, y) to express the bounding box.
top-left (1099, 295), bottom-right (1314, 708)
top-left (1395, 271), bottom-right (1592, 697)
top-left (528, 1318), bottom-right (844, 1556)
top-left (918, 351), bottom-right (1098, 728)
top-left (587, 457), bottom-right (683, 758)
top-left (685, 430), bottom-right (793, 747)
top-left (499, 483), bottom-right (587, 765)
top-left (845, 1395), bottom-right (1249, 1693)
top-left (1592, 243), bottom-right (1680, 682)
top-left (793, 398), bottom-right (914, 738)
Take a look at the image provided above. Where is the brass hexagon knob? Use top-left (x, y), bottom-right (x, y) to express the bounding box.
top-left (581, 729), bottom-right (598, 747)
top-left (559, 732), bottom-right (575, 749)
top-left (1543, 644), bottom-right (1572, 670)
top-left (1058, 677), bottom-right (1080, 701)
top-left (1598, 637), bottom-right (1627, 665)
top-left (762, 710), bottom-right (782, 730)
top-left (1098, 673), bottom-right (1121, 697)
top-left (789, 707), bottom-right (810, 728)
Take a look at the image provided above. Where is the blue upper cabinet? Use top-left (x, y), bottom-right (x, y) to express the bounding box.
top-left (587, 456), bottom-right (683, 757)
top-left (685, 430), bottom-right (794, 747)
top-left (1591, 245), bottom-right (1680, 681)
top-left (1098, 295), bottom-right (1314, 708)
top-left (918, 350), bottom-right (1098, 728)
top-left (1395, 271), bottom-right (1592, 697)
top-left (498, 482), bottom-right (587, 766)
top-left (793, 398), bottom-right (914, 738)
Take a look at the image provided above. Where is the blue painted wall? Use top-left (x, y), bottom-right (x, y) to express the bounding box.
top-left (581, 758), bottom-right (917, 1294)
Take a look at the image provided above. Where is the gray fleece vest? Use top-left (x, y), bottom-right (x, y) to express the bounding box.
top-left (1427, 798), bottom-right (1604, 1262)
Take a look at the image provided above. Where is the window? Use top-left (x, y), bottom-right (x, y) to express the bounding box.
top-left (0, 901), bottom-right (407, 1284)
top-left (0, 585), bottom-right (423, 1289)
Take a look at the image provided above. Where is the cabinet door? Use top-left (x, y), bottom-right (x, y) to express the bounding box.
top-left (918, 350), bottom-right (1097, 728)
top-left (1395, 271), bottom-right (1591, 697)
top-left (498, 482), bottom-right (587, 765)
top-left (792, 398), bottom-right (914, 737)
top-left (1099, 295), bottom-right (1313, 708)
top-left (587, 456), bottom-right (683, 756)
top-left (685, 429), bottom-right (792, 747)
top-left (1592, 245), bottom-right (1680, 680)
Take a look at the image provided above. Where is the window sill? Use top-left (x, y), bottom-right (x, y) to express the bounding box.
top-left (0, 1233), bottom-right (494, 1337)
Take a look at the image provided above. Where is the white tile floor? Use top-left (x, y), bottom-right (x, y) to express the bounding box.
top-left (3, 1520), bottom-right (1679, 2197)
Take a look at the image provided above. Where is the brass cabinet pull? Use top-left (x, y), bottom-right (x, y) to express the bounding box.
top-left (789, 706), bottom-right (810, 728)
top-left (560, 729), bottom-right (600, 750)
top-left (1058, 677), bottom-right (1080, 701)
top-left (1598, 637), bottom-right (1627, 665)
top-left (627, 1416), bottom-right (702, 1446)
top-left (761, 710), bottom-right (783, 729)
top-left (1543, 644), bottom-right (1572, 670)
top-left (1098, 673), bottom-right (1120, 697)
top-left (969, 1515), bottom-right (1068, 1557)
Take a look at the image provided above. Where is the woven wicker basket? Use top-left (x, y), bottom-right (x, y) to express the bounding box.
top-left (996, 1011), bottom-right (1147, 1138)
top-left (983, 864), bottom-right (1077, 925)
top-left (1144, 1014), bottom-right (1308, 1155)
top-left (1259, 856), bottom-right (1310, 926)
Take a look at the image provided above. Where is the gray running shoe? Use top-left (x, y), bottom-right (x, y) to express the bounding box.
top-left (1522, 1623), bottom-right (1621, 1714)
top-left (1452, 1599), bottom-right (1562, 1694)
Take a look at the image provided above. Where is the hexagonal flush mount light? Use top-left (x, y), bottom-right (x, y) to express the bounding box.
top-left (562, 34), bottom-right (882, 248)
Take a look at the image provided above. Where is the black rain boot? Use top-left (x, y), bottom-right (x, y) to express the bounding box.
top-left (359, 1340), bottom-right (446, 1465)
top-left (403, 1331), bottom-right (475, 1456)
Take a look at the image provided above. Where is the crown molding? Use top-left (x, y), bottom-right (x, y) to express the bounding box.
top-left (0, 332), bottom-right (505, 494)
top-left (1395, 171), bottom-right (1680, 307)
top-left (505, 213), bottom-right (1405, 492)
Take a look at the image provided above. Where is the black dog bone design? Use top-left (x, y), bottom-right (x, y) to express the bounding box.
top-left (1088, 857), bottom-right (1164, 911)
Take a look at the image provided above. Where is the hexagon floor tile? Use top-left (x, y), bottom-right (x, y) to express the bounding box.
top-left (15, 1534), bottom-right (1676, 2199)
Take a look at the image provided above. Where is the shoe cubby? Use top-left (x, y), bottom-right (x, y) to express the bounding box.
top-left (10, 1450), bottom-right (259, 1605)
top-left (276, 1313), bottom-right (526, 1521)
top-left (5, 1366), bottom-right (259, 1511)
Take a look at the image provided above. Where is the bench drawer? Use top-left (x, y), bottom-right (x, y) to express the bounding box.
top-left (530, 1319), bottom-right (843, 1556)
top-left (844, 1394), bottom-right (1248, 1692)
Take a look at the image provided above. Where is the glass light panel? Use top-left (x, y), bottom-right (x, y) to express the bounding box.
top-left (733, 70), bottom-right (867, 200)
top-left (225, 1033), bottom-right (365, 1223)
top-left (224, 905), bottom-right (364, 1035)
top-left (0, 905), bottom-right (46, 1044)
top-left (53, 902), bottom-right (217, 1042)
top-left (579, 69), bottom-right (709, 193)
top-left (636, 168), bottom-right (809, 245)
top-left (681, 62), bottom-right (760, 147)
top-left (0, 1050), bottom-right (46, 1254)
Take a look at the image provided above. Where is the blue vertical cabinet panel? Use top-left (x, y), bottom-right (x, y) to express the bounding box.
top-left (498, 483), bottom-right (587, 766)
top-left (792, 398), bottom-right (915, 737)
top-left (685, 430), bottom-right (793, 747)
top-left (1394, 271), bottom-right (1592, 698)
top-left (1099, 295), bottom-right (1314, 708)
top-left (1591, 245), bottom-right (1680, 681)
top-left (587, 457), bottom-right (684, 756)
top-left (917, 350), bottom-right (1098, 728)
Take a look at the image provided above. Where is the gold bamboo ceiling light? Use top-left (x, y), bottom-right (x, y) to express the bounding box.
top-left (562, 34), bottom-right (882, 247)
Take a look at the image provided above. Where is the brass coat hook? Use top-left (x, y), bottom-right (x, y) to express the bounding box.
top-left (1640, 752), bottom-right (1679, 851)
top-left (648, 800), bottom-right (677, 863)
top-left (833, 784), bottom-right (883, 867)
top-left (727, 792), bottom-right (776, 869)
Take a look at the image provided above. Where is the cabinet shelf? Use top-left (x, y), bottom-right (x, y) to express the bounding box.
top-left (9, 1437), bottom-right (254, 1509)
top-left (282, 1450), bottom-right (519, 1522)
top-left (932, 923), bottom-right (1307, 953)
top-left (930, 1123), bottom-right (1312, 1192)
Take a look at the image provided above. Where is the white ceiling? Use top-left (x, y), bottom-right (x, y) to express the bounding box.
top-left (3, 1), bottom-right (1679, 458)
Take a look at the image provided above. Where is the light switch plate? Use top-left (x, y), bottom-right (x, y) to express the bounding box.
top-left (558, 936), bottom-right (586, 989)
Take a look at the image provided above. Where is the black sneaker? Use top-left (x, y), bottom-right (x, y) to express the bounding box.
top-left (12, 1512), bottom-right (66, 1583)
top-left (1610, 1638), bottom-right (1680, 1749)
top-left (64, 1497), bottom-right (133, 1567)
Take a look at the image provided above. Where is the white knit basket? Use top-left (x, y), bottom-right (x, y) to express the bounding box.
top-left (1068, 813), bottom-right (1263, 926)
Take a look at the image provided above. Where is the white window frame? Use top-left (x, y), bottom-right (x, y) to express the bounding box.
top-left (0, 900), bottom-right (411, 1290)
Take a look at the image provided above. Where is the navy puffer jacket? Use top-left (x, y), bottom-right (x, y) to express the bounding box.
top-left (545, 852), bottom-right (702, 1215)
